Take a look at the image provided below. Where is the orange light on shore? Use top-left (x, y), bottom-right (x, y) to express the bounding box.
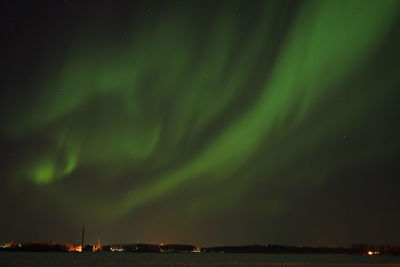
top-left (67, 245), bottom-right (82, 252)
top-left (367, 250), bottom-right (380, 256)
top-left (193, 247), bottom-right (201, 253)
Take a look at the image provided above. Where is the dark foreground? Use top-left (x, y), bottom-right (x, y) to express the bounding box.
top-left (0, 252), bottom-right (399, 267)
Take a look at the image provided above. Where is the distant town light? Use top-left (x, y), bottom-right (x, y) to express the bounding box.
top-left (193, 247), bottom-right (201, 253)
top-left (110, 247), bottom-right (125, 252)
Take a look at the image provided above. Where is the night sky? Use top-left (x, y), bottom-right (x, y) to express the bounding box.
top-left (1, 0), bottom-right (400, 247)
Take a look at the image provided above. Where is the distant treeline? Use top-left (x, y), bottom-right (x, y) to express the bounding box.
top-left (103, 243), bottom-right (196, 253)
top-left (0, 242), bottom-right (69, 252)
top-left (202, 244), bottom-right (400, 255)
top-left (201, 244), bottom-right (345, 254)
top-left (1, 242), bottom-right (400, 255)
top-left (0, 242), bottom-right (196, 253)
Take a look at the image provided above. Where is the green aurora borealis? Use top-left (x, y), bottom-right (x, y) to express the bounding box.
top-left (1, 0), bottom-right (400, 246)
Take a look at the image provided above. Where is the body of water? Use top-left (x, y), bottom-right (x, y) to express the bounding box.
top-left (0, 252), bottom-right (399, 267)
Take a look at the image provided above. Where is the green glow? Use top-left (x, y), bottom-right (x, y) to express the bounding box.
top-left (31, 162), bottom-right (55, 185)
top-left (1, 0), bottom-right (399, 243)
top-left (112, 0), bottom-right (400, 215)
top-left (63, 152), bottom-right (78, 176)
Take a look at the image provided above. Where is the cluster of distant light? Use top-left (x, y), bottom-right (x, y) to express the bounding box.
top-left (0, 241), bottom-right (394, 255)
top-left (0, 241), bottom-right (200, 253)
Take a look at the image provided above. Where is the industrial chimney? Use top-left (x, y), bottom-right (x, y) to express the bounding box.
top-left (81, 227), bottom-right (85, 252)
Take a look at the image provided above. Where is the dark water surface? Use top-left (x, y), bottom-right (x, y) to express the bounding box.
top-left (0, 252), bottom-right (399, 267)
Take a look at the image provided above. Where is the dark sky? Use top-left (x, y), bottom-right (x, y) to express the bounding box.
top-left (1, 0), bottom-right (400, 247)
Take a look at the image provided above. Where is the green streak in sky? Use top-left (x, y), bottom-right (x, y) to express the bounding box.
top-left (114, 0), bottom-right (400, 216)
top-left (2, 0), bottom-right (399, 223)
